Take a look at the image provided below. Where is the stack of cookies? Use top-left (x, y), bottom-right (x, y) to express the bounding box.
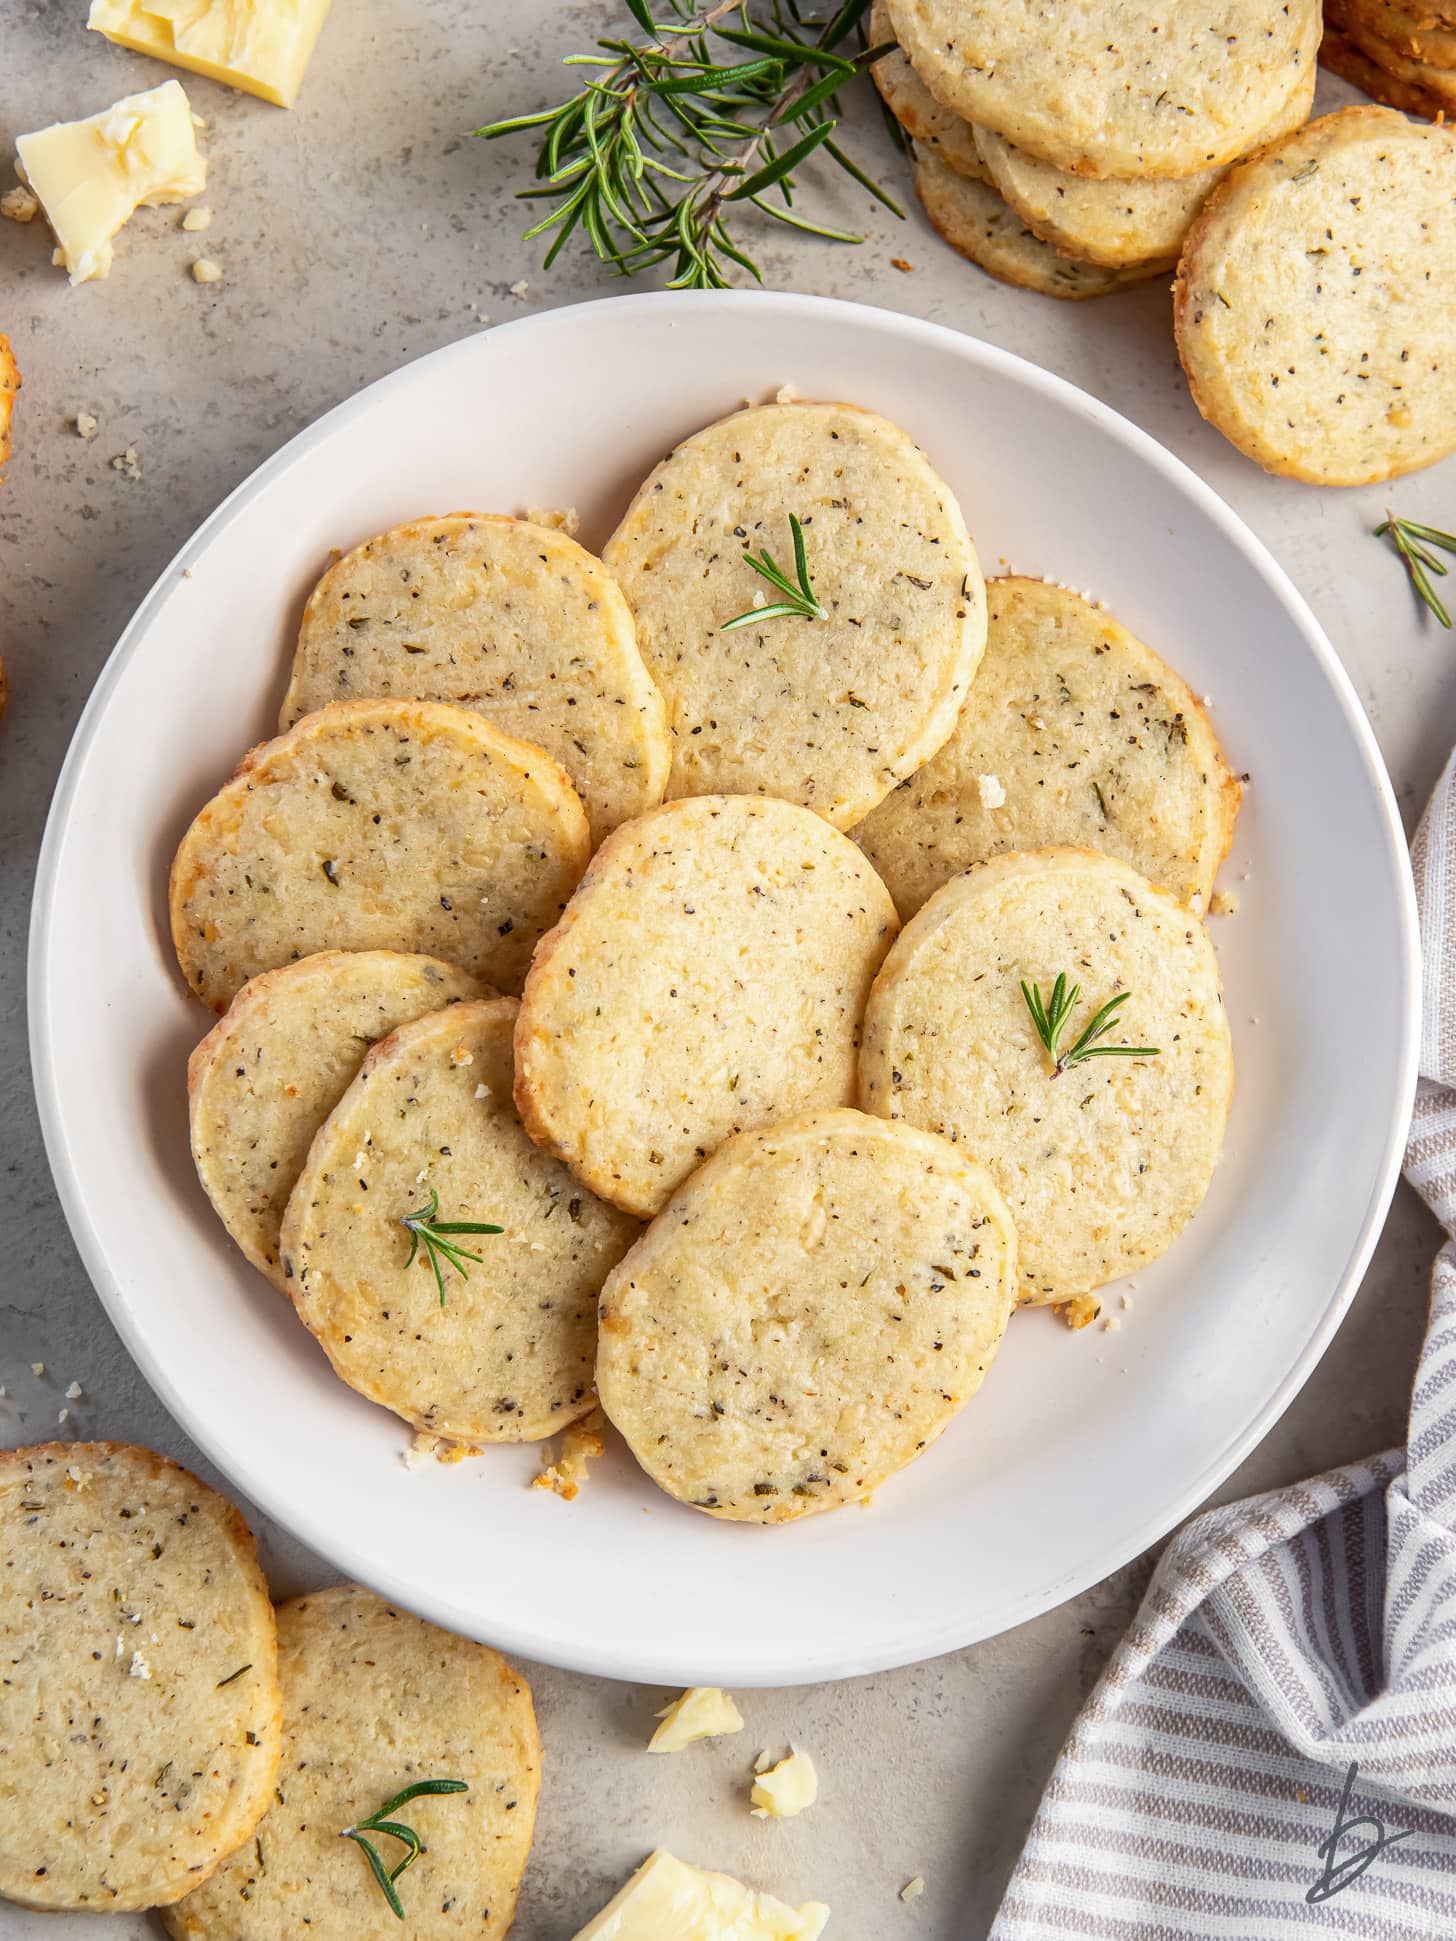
top-left (1321, 0), bottom-right (1456, 116)
top-left (873, 0), bottom-right (1321, 299)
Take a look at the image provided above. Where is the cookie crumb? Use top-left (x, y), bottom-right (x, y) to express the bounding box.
top-left (75, 411), bottom-right (99, 439)
top-left (901, 1876), bottom-right (926, 1902)
top-left (891, 257), bottom-right (914, 273)
top-left (533, 1408), bottom-right (607, 1501)
top-left (509, 278), bottom-right (530, 298)
top-left (64, 1380), bottom-right (83, 1400)
top-left (1, 185), bottom-right (38, 223)
top-left (111, 446), bottom-right (142, 480)
top-left (191, 257), bottom-right (223, 283)
top-left (30, 1361), bottom-right (44, 1377)
top-left (1209, 889), bottom-right (1239, 916)
top-left (181, 206), bottom-right (213, 232)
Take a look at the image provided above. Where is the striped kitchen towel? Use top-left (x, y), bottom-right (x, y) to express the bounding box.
top-left (991, 749), bottom-right (1456, 1940)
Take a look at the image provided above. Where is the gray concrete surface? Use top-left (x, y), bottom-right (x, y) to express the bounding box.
top-left (2, 5), bottom-right (1452, 1935)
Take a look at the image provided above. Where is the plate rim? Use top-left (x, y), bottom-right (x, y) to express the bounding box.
top-left (28, 288), bottom-right (1422, 1684)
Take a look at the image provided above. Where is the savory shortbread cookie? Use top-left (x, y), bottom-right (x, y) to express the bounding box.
top-left (281, 997), bottom-right (638, 1443)
top-left (1332, 0), bottom-right (1456, 66)
top-left (0, 1443), bottom-right (280, 1912)
top-left (188, 950), bottom-right (485, 1291)
top-left (1317, 22), bottom-right (1452, 114)
top-left (596, 1109), bottom-right (1016, 1521)
top-left (602, 400), bottom-right (984, 829)
top-left (515, 795), bottom-right (900, 1218)
top-left (860, 849), bottom-right (1232, 1305)
top-left (170, 698), bottom-right (589, 1010)
top-left (854, 578), bottom-right (1240, 918)
top-left (1330, 10), bottom-right (1456, 99)
top-left (972, 70), bottom-right (1314, 267)
top-left (162, 1586), bottom-right (538, 1941)
top-left (1175, 108), bottom-right (1456, 483)
top-left (280, 514), bottom-right (670, 844)
top-left (915, 153), bottom-right (1172, 297)
top-left (0, 333), bottom-right (18, 485)
top-left (870, 0), bottom-right (988, 181)
top-left (886, 0), bottom-right (1320, 177)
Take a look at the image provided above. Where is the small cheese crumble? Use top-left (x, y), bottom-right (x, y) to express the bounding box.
top-left (448, 1044), bottom-right (474, 1067)
top-left (533, 1409), bottom-right (607, 1502)
top-left (128, 1651), bottom-right (151, 1680)
top-left (191, 256), bottom-right (222, 283)
top-left (181, 206), bottom-right (212, 231)
top-left (901, 1876), bottom-right (926, 1902)
top-left (65, 1380), bottom-right (83, 1399)
top-left (75, 411), bottom-right (99, 439)
top-left (57, 1408), bottom-right (69, 1425)
top-left (474, 1082), bottom-right (490, 1100)
top-left (524, 504), bottom-right (582, 536)
top-left (648, 1685), bottom-right (745, 1754)
top-left (754, 1747), bottom-right (774, 1773)
top-left (751, 1747), bottom-right (818, 1819)
top-left (111, 446), bottom-right (142, 480)
top-left (977, 773), bottom-right (1006, 809)
top-left (569, 1850), bottom-right (829, 1939)
top-left (775, 381), bottom-right (800, 404)
top-left (30, 1362), bottom-right (44, 1376)
top-left (403, 1430), bottom-right (481, 1469)
top-left (1058, 1295), bottom-right (1101, 1331)
top-left (0, 1386), bottom-right (7, 1398)
top-left (509, 279), bottom-right (530, 297)
top-left (1, 185), bottom-right (38, 222)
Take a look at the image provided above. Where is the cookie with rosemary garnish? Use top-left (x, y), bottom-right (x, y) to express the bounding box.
top-left (602, 399), bottom-right (985, 830)
top-left (280, 513), bottom-right (670, 845)
top-left (914, 153), bottom-right (1175, 298)
top-left (595, 1107), bottom-right (1016, 1523)
top-left (869, 0), bottom-right (988, 182)
top-left (161, 1584), bottom-right (538, 1941)
top-left (971, 69), bottom-right (1314, 270)
top-left (854, 578), bottom-right (1241, 920)
top-left (169, 697), bottom-right (589, 1012)
top-left (188, 950), bottom-right (486, 1293)
top-left (280, 996), bottom-right (637, 1443)
top-left (859, 848), bottom-right (1232, 1307)
top-left (0, 1441), bottom-right (280, 1913)
top-left (1175, 107), bottom-right (1456, 484)
top-left (887, 0), bottom-right (1319, 178)
top-left (514, 794), bottom-right (899, 1219)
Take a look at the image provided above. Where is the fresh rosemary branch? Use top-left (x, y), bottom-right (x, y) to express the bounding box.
top-left (1020, 974), bottom-right (1160, 1077)
top-left (476, 0), bottom-right (900, 289)
top-left (1375, 513), bottom-right (1456, 630)
top-left (341, 1779), bottom-right (468, 1921)
top-left (401, 1188), bottom-right (503, 1307)
top-left (720, 513), bottom-right (827, 629)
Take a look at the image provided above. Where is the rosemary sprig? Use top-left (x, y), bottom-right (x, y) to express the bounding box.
top-left (1375, 512), bottom-right (1456, 630)
top-left (341, 1779), bottom-right (468, 1922)
top-left (1020, 974), bottom-right (1160, 1077)
top-left (720, 513), bottom-right (827, 629)
top-left (401, 1188), bottom-right (503, 1307)
top-left (476, 0), bottom-right (900, 289)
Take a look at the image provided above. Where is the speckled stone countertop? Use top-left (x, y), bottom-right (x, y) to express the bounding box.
top-left (1, 6), bottom-right (1452, 1936)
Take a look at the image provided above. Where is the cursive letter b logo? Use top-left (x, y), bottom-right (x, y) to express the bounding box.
top-left (1306, 1763), bottom-right (1412, 1904)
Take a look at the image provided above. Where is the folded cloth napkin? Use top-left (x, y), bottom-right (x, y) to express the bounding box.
top-left (991, 750), bottom-right (1456, 1941)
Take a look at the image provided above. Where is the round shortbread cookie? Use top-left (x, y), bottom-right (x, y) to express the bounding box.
top-left (0, 1442), bottom-right (281, 1913)
top-left (281, 996), bottom-right (638, 1443)
top-left (189, 950), bottom-right (485, 1293)
top-left (1334, 0), bottom-right (1456, 64)
top-left (869, 0), bottom-right (988, 181)
top-left (601, 400), bottom-right (985, 830)
top-left (170, 698), bottom-right (590, 1012)
top-left (853, 578), bottom-right (1241, 920)
top-left (515, 795), bottom-right (900, 1220)
top-left (596, 1108), bottom-right (1017, 1523)
top-left (279, 514), bottom-right (670, 845)
top-left (915, 152), bottom-right (1173, 297)
top-left (161, 1585), bottom-right (538, 1941)
top-left (1317, 23), bottom-right (1452, 114)
top-left (886, 0), bottom-right (1320, 178)
top-left (972, 69), bottom-right (1315, 268)
top-left (1175, 107), bottom-right (1456, 484)
top-left (859, 849), bottom-right (1232, 1306)
top-left (1331, 11), bottom-right (1456, 98)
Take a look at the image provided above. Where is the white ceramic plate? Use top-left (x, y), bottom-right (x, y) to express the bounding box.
top-left (31, 292), bottom-right (1418, 1686)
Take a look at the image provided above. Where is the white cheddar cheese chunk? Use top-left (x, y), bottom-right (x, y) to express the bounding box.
top-left (648, 1686), bottom-right (745, 1754)
top-left (15, 81), bottom-right (205, 284)
top-left (571, 1850), bottom-right (829, 1941)
top-left (88, 0), bottom-right (333, 110)
top-left (751, 1748), bottom-right (819, 1820)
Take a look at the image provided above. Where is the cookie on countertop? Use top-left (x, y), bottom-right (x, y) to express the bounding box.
top-left (915, 151), bottom-right (1174, 298)
top-left (596, 1107), bottom-right (1017, 1522)
top-left (280, 513), bottom-right (670, 845)
top-left (170, 697), bottom-right (590, 1011)
top-left (602, 399), bottom-right (985, 830)
top-left (161, 1584), bottom-right (538, 1941)
top-left (1332, 0), bottom-right (1456, 65)
top-left (188, 949), bottom-right (486, 1291)
top-left (869, 0), bottom-right (988, 182)
top-left (514, 794), bottom-right (899, 1219)
top-left (1175, 107), bottom-right (1456, 484)
top-left (859, 848), bottom-right (1233, 1307)
top-left (0, 1442), bottom-right (280, 1913)
top-left (281, 996), bottom-right (638, 1444)
top-left (1327, 7), bottom-right (1456, 99)
top-left (886, 0), bottom-right (1320, 179)
top-left (1317, 22), bottom-right (1453, 113)
top-left (853, 577), bottom-right (1240, 919)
